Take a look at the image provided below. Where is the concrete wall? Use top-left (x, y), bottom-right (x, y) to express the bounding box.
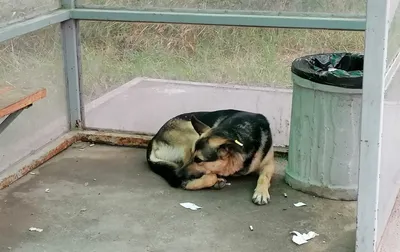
top-left (84, 78), bottom-right (293, 148)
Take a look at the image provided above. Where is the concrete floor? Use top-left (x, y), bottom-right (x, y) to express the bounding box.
top-left (0, 143), bottom-right (356, 252)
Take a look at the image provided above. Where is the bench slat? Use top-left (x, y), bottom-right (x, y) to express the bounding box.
top-left (0, 85), bottom-right (47, 118)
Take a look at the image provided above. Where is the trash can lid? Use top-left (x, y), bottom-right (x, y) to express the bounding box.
top-left (291, 52), bottom-right (363, 89)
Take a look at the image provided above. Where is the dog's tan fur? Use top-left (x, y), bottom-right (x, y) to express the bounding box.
top-left (149, 120), bottom-right (198, 168)
top-left (184, 174), bottom-right (227, 190)
top-left (251, 146), bottom-right (275, 203)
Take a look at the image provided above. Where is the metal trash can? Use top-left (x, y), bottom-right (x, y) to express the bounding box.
top-left (285, 52), bottom-right (363, 201)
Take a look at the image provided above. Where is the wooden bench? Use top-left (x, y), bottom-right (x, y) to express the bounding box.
top-left (0, 84), bottom-right (47, 134)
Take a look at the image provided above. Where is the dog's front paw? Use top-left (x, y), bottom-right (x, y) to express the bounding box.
top-left (252, 188), bottom-right (271, 205)
top-left (212, 178), bottom-right (227, 190)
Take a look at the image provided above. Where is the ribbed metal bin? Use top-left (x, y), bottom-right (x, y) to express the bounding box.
top-left (285, 53), bottom-right (363, 201)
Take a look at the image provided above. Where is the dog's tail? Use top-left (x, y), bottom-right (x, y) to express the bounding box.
top-left (146, 140), bottom-right (183, 188)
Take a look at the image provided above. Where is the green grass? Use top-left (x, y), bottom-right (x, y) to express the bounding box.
top-left (0, 19), bottom-right (365, 103)
top-left (0, 25), bottom-right (63, 88)
top-left (77, 0), bottom-right (366, 15)
top-left (79, 22), bottom-right (365, 101)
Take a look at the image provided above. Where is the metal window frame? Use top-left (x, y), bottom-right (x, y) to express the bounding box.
top-left (0, 7), bottom-right (367, 43)
top-left (0, 5), bottom-right (367, 131)
top-left (61, 0), bottom-right (84, 130)
top-left (0, 10), bottom-right (70, 43)
top-left (70, 9), bottom-right (366, 30)
top-left (0, 1), bottom-right (390, 252)
top-left (356, 0), bottom-right (389, 251)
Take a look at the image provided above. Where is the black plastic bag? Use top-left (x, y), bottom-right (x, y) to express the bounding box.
top-left (291, 52), bottom-right (364, 89)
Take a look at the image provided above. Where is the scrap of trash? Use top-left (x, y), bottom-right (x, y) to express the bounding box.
top-left (290, 231), bottom-right (319, 245)
top-left (29, 227), bottom-right (43, 232)
top-left (179, 202), bottom-right (202, 210)
top-left (293, 202), bottom-right (306, 207)
top-left (45, 188), bottom-right (50, 193)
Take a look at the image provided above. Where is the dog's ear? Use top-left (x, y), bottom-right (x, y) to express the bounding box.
top-left (217, 140), bottom-right (244, 158)
top-left (191, 116), bottom-right (211, 135)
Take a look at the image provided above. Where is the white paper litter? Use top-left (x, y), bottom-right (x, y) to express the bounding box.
top-left (179, 202), bottom-right (202, 210)
top-left (89, 144), bottom-right (95, 147)
top-left (283, 193), bottom-right (288, 198)
top-left (249, 225), bottom-right (254, 231)
top-left (29, 227), bottom-right (43, 232)
top-left (226, 182), bottom-right (232, 186)
top-left (45, 188), bottom-right (50, 193)
top-left (293, 202), bottom-right (306, 207)
top-left (29, 172), bottom-right (36, 175)
top-left (290, 231), bottom-right (319, 245)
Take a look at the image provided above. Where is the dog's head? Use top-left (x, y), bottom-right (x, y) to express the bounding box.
top-left (176, 115), bottom-right (245, 180)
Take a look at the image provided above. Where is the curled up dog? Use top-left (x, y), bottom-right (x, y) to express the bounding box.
top-left (146, 109), bottom-right (275, 205)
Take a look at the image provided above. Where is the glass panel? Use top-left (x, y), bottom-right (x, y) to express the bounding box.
top-left (387, 1), bottom-right (400, 68)
top-left (80, 21), bottom-right (364, 138)
top-left (378, 63), bottom-right (400, 241)
top-left (385, 72), bottom-right (400, 103)
top-left (77, 0), bottom-right (366, 16)
top-left (0, 24), bottom-right (68, 173)
top-left (0, 0), bottom-right (61, 28)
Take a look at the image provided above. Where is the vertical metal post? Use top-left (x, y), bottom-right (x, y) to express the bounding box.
top-left (356, 0), bottom-right (389, 251)
top-left (61, 0), bottom-right (83, 129)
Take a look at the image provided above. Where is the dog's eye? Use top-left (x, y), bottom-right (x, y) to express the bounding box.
top-left (194, 157), bottom-right (203, 163)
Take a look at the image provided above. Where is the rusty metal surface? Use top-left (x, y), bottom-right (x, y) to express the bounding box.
top-left (77, 130), bottom-right (152, 148)
top-left (0, 133), bottom-right (78, 189)
top-left (0, 129), bottom-right (287, 191)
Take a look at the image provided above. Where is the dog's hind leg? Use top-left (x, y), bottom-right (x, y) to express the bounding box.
top-left (252, 146), bottom-right (275, 205)
top-left (182, 174), bottom-right (227, 190)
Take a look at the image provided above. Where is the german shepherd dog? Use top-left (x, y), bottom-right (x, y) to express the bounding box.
top-left (146, 109), bottom-right (275, 205)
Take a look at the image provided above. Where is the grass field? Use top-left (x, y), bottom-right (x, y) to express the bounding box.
top-left (0, 5), bottom-right (366, 103)
top-left (79, 21), bottom-right (365, 101)
top-left (77, 0), bottom-right (366, 14)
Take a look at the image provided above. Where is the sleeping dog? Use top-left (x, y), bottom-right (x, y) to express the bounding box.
top-left (146, 109), bottom-right (275, 205)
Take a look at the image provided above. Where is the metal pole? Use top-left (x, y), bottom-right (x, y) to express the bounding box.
top-left (61, 0), bottom-right (84, 130)
top-left (356, 0), bottom-right (389, 251)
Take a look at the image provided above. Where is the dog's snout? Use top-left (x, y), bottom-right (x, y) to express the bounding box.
top-left (176, 164), bottom-right (204, 180)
